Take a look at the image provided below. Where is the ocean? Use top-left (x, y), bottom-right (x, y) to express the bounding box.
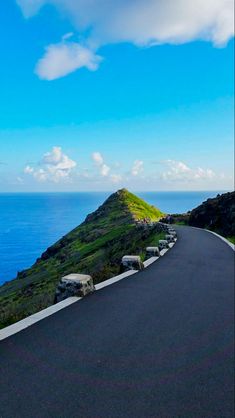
top-left (0, 191), bottom-right (223, 285)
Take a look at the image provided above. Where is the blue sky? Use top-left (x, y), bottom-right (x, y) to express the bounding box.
top-left (0, 0), bottom-right (234, 191)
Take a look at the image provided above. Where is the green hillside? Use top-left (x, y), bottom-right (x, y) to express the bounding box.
top-left (0, 189), bottom-right (164, 328)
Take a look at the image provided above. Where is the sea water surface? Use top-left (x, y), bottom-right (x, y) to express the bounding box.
top-left (0, 191), bottom-right (223, 285)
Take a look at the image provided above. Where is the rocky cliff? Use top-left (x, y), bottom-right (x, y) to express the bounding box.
top-left (188, 191), bottom-right (235, 238)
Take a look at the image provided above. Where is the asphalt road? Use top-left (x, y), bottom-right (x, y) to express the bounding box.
top-left (0, 226), bottom-right (234, 418)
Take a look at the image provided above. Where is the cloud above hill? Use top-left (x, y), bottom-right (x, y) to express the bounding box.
top-left (17, 0), bottom-right (234, 79)
top-left (92, 152), bottom-right (110, 177)
top-left (91, 152), bottom-right (124, 183)
top-left (21, 146), bottom-right (229, 189)
top-left (161, 160), bottom-right (216, 182)
top-left (24, 146), bottom-right (77, 182)
top-left (131, 160), bottom-right (144, 176)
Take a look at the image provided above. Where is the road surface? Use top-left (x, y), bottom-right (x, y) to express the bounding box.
top-left (0, 226), bottom-right (234, 418)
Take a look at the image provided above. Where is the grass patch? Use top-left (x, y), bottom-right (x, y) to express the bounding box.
top-left (227, 236), bottom-right (235, 244)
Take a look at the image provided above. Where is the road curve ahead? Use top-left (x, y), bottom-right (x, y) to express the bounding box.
top-left (0, 226), bottom-right (234, 418)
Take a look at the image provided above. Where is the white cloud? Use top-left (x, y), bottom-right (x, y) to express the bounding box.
top-left (110, 174), bottom-right (122, 184)
top-left (17, 0), bottom-right (234, 79)
top-left (24, 165), bottom-right (34, 174)
top-left (35, 42), bottom-right (102, 80)
top-left (43, 147), bottom-right (62, 164)
top-left (131, 160), bottom-right (144, 176)
top-left (18, 0), bottom-right (234, 47)
top-left (92, 152), bottom-right (104, 166)
top-left (34, 168), bottom-right (48, 182)
top-left (43, 146), bottom-right (76, 171)
top-left (91, 152), bottom-right (123, 183)
top-left (100, 164), bottom-right (110, 177)
top-left (24, 146), bottom-right (77, 182)
top-left (193, 167), bottom-right (215, 180)
top-left (161, 160), bottom-right (216, 182)
top-left (92, 152), bottom-right (110, 177)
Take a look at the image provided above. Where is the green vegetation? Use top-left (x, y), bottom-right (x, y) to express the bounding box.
top-left (0, 189), bottom-right (164, 328)
top-left (173, 220), bottom-right (188, 225)
top-left (120, 190), bottom-right (163, 221)
top-left (227, 236), bottom-right (235, 244)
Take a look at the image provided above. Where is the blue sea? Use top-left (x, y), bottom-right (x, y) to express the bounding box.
top-left (0, 191), bottom-right (223, 285)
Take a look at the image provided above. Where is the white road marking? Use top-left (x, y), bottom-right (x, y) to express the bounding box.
top-left (160, 248), bottom-right (168, 256)
top-left (0, 296), bottom-right (80, 341)
top-left (95, 270), bottom-right (138, 290)
top-left (143, 257), bottom-right (159, 267)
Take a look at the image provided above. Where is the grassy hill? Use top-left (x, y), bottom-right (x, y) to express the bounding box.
top-left (0, 189), bottom-right (164, 328)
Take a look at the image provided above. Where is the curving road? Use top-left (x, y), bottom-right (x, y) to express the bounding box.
top-left (0, 226), bottom-right (234, 418)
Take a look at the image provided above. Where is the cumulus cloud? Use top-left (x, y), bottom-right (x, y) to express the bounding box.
top-left (35, 42), bottom-right (102, 80)
top-left (131, 160), bottom-right (144, 176)
top-left (17, 0), bottom-right (234, 79)
top-left (161, 160), bottom-right (216, 182)
top-left (42, 146), bottom-right (76, 171)
top-left (24, 146), bottom-right (77, 182)
top-left (92, 152), bottom-right (111, 177)
top-left (91, 152), bottom-right (123, 183)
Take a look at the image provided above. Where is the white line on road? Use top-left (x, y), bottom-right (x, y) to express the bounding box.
top-left (95, 270), bottom-right (138, 290)
top-left (0, 296), bottom-right (80, 341)
top-left (143, 257), bottom-right (159, 267)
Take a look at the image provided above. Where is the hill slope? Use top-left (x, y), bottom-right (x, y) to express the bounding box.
top-left (0, 189), bottom-right (164, 328)
top-left (188, 191), bottom-right (235, 240)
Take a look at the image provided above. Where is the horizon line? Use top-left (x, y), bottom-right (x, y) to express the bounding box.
top-left (0, 189), bottom-right (231, 194)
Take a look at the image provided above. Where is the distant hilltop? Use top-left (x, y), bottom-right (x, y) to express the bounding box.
top-left (0, 189), bottom-right (164, 328)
